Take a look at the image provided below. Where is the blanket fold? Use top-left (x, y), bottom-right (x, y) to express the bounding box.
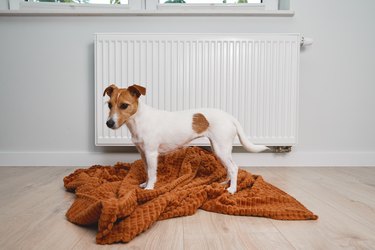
top-left (64, 146), bottom-right (317, 244)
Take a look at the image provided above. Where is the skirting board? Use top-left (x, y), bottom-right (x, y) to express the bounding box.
top-left (0, 151), bottom-right (375, 167)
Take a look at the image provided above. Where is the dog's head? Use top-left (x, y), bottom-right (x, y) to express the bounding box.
top-left (103, 84), bottom-right (146, 129)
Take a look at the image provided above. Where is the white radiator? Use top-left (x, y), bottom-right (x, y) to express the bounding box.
top-left (95, 33), bottom-right (301, 146)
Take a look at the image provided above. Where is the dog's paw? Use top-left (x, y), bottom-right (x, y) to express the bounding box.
top-left (144, 182), bottom-right (155, 190)
top-left (226, 186), bottom-right (236, 194)
top-left (139, 182), bottom-right (147, 188)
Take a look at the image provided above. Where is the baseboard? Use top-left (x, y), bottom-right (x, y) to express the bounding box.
top-left (0, 151), bottom-right (375, 167)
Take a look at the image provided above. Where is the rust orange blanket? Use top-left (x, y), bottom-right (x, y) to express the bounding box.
top-left (64, 146), bottom-right (318, 244)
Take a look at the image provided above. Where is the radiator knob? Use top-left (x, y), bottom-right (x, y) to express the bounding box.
top-left (301, 36), bottom-right (313, 47)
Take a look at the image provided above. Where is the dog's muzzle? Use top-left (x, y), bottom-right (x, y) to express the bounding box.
top-left (106, 119), bottom-right (115, 129)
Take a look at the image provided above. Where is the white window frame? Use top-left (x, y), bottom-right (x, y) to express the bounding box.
top-left (6, 0), bottom-right (291, 15)
top-left (149, 0), bottom-right (279, 11)
top-left (10, 0), bottom-right (140, 11)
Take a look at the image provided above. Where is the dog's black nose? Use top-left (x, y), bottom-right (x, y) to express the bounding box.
top-left (106, 119), bottom-right (115, 128)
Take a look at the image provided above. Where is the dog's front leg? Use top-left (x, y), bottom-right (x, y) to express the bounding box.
top-left (135, 146), bottom-right (148, 188)
top-left (144, 150), bottom-right (159, 190)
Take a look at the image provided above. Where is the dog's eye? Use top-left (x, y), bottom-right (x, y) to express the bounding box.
top-left (108, 103), bottom-right (112, 109)
top-left (120, 103), bottom-right (129, 109)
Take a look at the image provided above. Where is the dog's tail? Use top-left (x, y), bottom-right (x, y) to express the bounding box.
top-left (232, 118), bottom-right (269, 153)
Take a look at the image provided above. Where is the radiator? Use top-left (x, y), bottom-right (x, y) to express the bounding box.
top-left (95, 33), bottom-right (301, 146)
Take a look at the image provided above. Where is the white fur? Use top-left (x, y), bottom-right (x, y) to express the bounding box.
top-left (111, 113), bottom-right (119, 128)
top-left (120, 101), bottom-right (269, 194)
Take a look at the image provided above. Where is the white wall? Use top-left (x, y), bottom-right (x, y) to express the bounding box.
top-left (0, 0), bottom-right (375, 166)
top-left (0, 0), bottom-right (8, 10)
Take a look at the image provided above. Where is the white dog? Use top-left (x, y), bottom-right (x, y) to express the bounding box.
top-left (104, 84), bottom-right (269, 194)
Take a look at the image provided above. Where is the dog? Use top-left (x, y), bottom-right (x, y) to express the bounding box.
top-left (103, 84), bottom-right (269, 194)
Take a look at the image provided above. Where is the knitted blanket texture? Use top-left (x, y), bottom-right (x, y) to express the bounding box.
top-left (64, 146), bottom-right (318, 244)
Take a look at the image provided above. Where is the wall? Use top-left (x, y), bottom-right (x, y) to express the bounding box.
top-left (0, 0), bottom-right (375, 166)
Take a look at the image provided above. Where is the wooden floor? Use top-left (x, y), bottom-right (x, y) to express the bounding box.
top-left (0, 167), bottom-right (375, 250)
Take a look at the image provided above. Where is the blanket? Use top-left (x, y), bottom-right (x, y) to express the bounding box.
top-left (64, 146), bottom-right (318, 244)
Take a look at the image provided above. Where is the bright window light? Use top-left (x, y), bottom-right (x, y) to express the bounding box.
top-left (160, 0), bottom-right (262, 3)
top-left (24, 0), bottom-right (129, 4)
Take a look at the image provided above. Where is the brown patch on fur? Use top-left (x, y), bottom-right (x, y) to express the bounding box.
top-left (103, 84), bottom-right (118, 97)
top-left (128, 84), bottom-right (146, 97)
top-left (106, 85), bottom-right (146, 128)
top-left (192, 113), bottom-right (209, 134)
top-left (114, 90), bottom-right (139, 127)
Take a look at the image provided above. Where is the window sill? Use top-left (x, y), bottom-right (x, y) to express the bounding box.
top-left (157, 3), bottom-right (266, 11)
top-left (0, 9), bottom-right (294, 17)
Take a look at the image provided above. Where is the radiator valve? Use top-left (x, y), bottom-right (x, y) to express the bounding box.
top-left (271, 146), bottom-right (292, 153)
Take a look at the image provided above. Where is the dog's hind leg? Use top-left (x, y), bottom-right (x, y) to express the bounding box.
top-left (226, 158), bottom-right (239, 194)
top-left (220, 155), bottom-right (238, 194)
top-left (209, 138), bottom-right (231, 185)
top-left (209, 138), bottom-right (238, 194)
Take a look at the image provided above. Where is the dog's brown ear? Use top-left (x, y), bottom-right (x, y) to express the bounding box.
top-left (128, 84), bottom-right (146, 98)
top-left (103, 84), bottom-right (118, 97)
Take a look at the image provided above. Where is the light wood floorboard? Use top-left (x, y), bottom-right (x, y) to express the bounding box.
top-left (0, 167), bottom-right (374, 250)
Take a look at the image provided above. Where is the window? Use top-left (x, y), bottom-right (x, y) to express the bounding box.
top-left (10, 0), bottom-right (285, 14)
top-left (153, 0), bottom-right (279, 11)
top-left (160, 0), bottom-right (262, 3)
top-left (24, 0), bottom-right (129, 4)
top-left (18, 0), bottom-right (139, 11)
